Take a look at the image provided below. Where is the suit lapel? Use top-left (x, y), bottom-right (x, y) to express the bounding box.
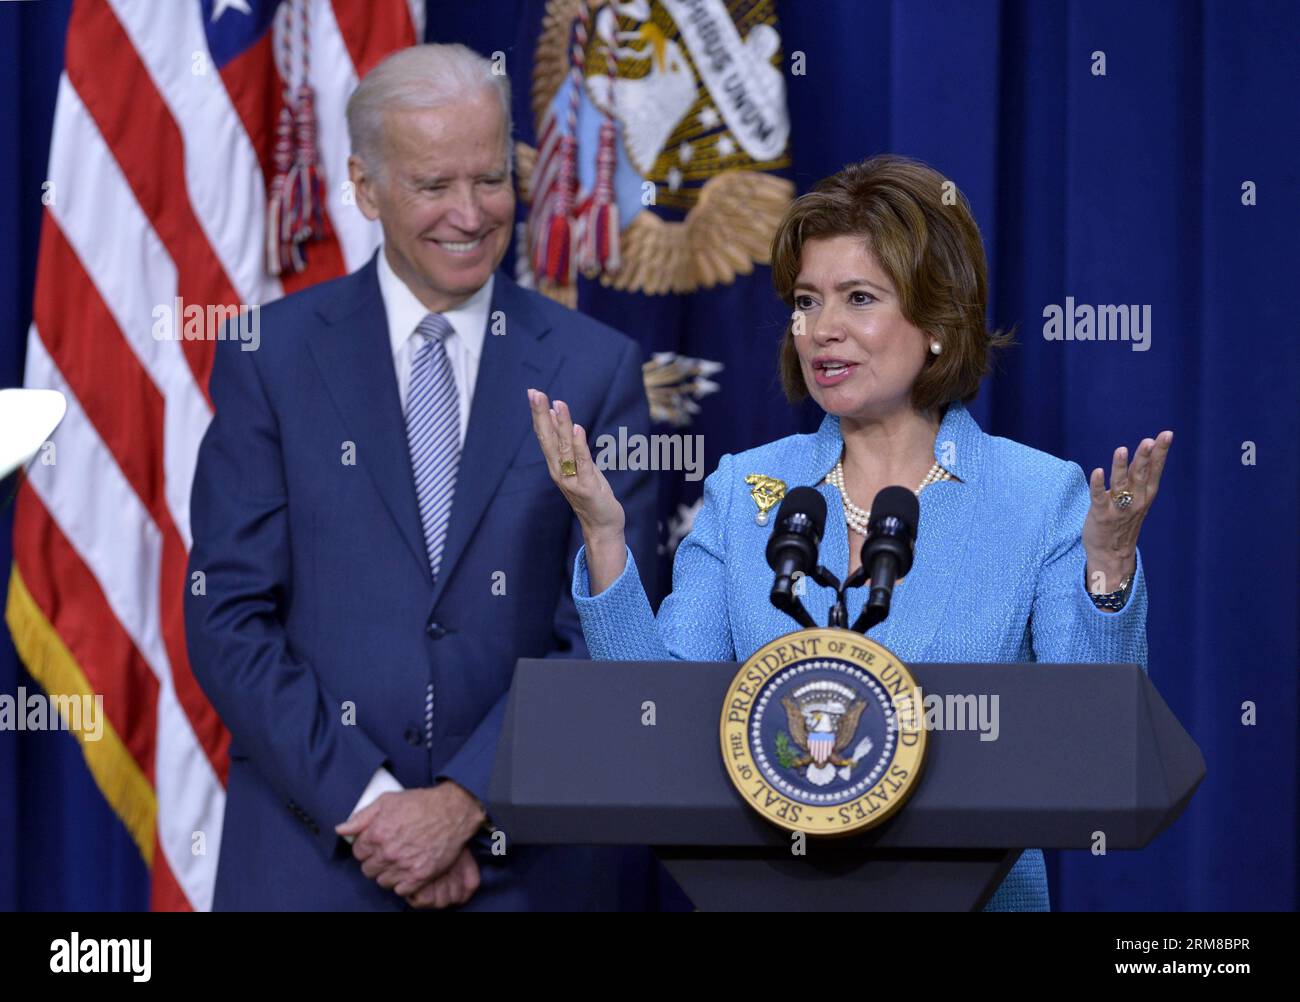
top-left (872, 401), bottom-right (984, 657)
top-left (427, 274), bottom-right (561, 609)
top-left (305, 255), bottom-right (430, 578)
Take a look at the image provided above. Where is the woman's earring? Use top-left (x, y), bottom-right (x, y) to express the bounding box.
top-left (930, 341), bottom-right (942, 355)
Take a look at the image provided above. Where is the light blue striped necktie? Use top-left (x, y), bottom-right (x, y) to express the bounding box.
top-left (405, 313), bottom-right (460, 583)
top-left (407, 314), bottom-right (459, 763)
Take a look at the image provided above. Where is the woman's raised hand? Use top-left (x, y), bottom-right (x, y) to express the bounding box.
top-left (1083, 430), bottom-right (1174, 594)
top-left (526, 388), bottom-right (626, 546)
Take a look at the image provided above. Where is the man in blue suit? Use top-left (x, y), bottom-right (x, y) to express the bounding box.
top-left (184, 43), bottom-right (655, 910)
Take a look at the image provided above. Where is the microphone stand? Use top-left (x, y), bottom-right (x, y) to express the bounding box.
top-left (774, 538), bottom-right (901, 635)
top-left (809, 564), bottom-right (869, 631)
top-left (770, 586), bottom-right (817, 629)
top-left (772, 514), bottom-right (912, 635)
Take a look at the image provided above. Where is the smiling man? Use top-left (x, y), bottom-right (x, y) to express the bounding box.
top-left (185, 44), bottom-right (657, 911)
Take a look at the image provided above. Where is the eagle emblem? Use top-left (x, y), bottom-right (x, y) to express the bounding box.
top-left (779, 682), bottom-right (874, 787)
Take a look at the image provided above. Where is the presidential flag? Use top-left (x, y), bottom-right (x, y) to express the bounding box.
top-left (516, 0), bottom-right (802, 579)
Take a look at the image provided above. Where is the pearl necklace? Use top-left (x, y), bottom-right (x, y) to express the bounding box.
top-left (824, 458), bottom-right (951, 538)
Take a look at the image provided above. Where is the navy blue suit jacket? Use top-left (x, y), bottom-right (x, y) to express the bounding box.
top-left (185, 254), bottom-right (657, 910)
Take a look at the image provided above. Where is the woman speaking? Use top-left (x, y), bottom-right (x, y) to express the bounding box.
top-left (525, 155), bottom-right (1173, 912)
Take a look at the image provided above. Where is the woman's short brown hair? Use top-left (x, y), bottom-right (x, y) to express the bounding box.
top-left (771, 154), bottom-right (1012, 412)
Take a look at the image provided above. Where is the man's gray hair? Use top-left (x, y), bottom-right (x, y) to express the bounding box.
top-left (346, 43), bottom-right (513, 175)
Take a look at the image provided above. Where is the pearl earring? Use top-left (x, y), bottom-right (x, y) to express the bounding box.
top-left (930, 341), bottom-right (942, 355)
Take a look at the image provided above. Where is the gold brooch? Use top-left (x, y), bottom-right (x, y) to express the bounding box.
top-left (744, 474), bottom-right (787, 526)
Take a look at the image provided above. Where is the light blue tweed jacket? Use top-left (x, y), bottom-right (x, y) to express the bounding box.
top-left (572, 399), bottom-right (1148, 912)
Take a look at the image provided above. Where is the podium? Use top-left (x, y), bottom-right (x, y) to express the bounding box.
top-left (488, 660), bottom-right (1204, 911)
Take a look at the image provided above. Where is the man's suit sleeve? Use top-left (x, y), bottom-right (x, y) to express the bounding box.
top-left (437, 334), bottom-right (656, 804)
top-left (185, 335), bottom-right (389, 858)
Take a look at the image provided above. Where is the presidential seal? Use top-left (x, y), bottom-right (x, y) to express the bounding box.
top-left (720, 628), bottom-right (927, 835)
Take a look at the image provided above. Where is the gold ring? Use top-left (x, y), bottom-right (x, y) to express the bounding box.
top-left (560, 459), bottom-right (578, 477)
top-left (1112, 489), bottom-right (1134, 510)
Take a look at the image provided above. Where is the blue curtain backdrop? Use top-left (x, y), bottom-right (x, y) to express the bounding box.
top-left (1, 0), bottom-right (1295, 911)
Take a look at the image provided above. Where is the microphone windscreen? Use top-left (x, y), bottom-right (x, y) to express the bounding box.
top-left (869, 485), bottom-right (920, 535)
top-left (776, 485), bottom-right (827, 537)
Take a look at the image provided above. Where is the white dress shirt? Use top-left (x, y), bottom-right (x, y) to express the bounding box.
top-left (378, 243), bottom-right (492, 438)
top-left (347, 248), bottom-right (495, 828)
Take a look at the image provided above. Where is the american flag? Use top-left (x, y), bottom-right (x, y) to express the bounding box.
top-left (6, 0), bottom-right (422, 912)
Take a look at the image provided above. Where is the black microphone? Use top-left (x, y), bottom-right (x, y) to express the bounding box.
top-left (851, 486), bottom-right (920, 633)
top-left (766, 487), bottom-right (826, 628)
